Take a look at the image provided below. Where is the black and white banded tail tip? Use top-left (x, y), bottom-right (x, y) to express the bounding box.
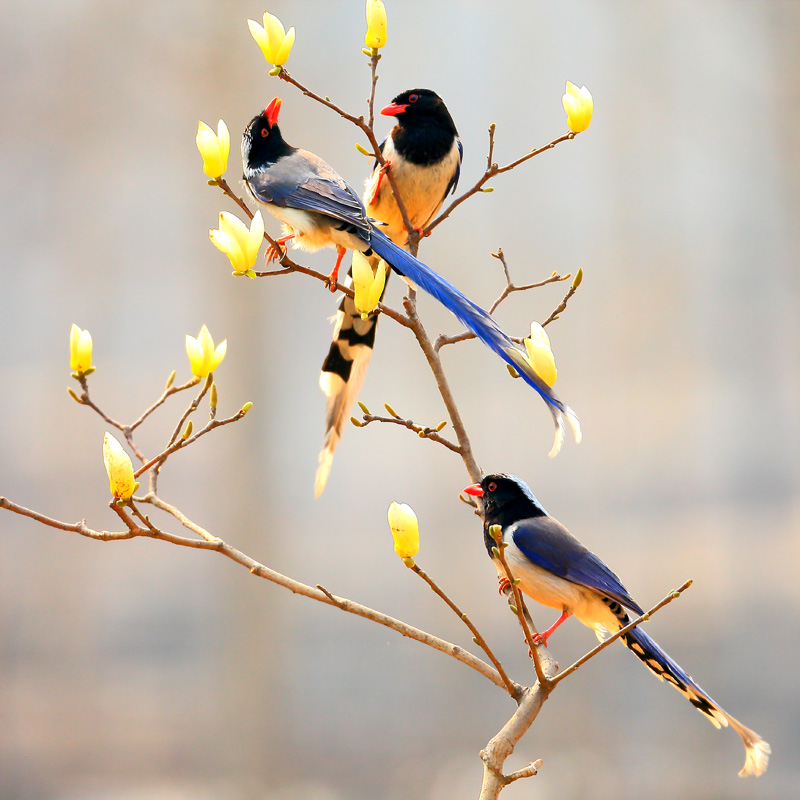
top-left (620, 623), bottom-right (770, 776)
top-left (315, 264), bottom-right (384, 497)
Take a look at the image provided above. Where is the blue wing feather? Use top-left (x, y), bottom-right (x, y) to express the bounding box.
top-left (509, 517), bottom-right (643, 614)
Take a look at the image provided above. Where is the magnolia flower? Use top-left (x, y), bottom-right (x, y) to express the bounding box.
top-left (388, 502), bottom-right (419, 560)
top-left (523, 321), bottom-right (557, 388)
top-left (364, 0), bottom-right (387, 49)
top-left (186, 325), bottom-right (227, 378)
top-left (195, 119), bottom-right (230, 179)
top-left (248, 12), bottom-right (295, 67)
top-left (103, 432), bottom-right (136, 501)
top-left (351, 251), bottom-right (387, 318)
top-left (69, 324), bottom-right (93, 373)
top-left (562, 81), bottom-right (593, 133)
top-left (209, 210), bottom-right (264, 277)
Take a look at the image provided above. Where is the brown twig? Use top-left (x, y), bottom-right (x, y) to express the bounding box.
top-left (549, 579), bottom-right (694, 686)
top-left (210, 178), bottom-right (255, 220)
top-left (503, 759), bottom-right (544, 786)
top-left (490, 529), bottom-right (549, 689)
top-left (426, 129), bottom-right (577, 237)
top-left (366, 51), bottom-right (380, 130)
top-left (356, 411), bottom-right (461, 454)
top-left (136, 401), bottom-right (251, 479)
top-left (434, 250), bottom-right (571, 351)
top-left (542, 275), bottom-right (581, 328)
top-left (410, 562), bottom-right (521, 699)
top-left (275, 68), bottom-right (416, 240)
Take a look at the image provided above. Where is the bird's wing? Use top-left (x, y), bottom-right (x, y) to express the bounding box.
top-left (445, 138), bottom-right (464, 197)
top-left (508, 516), bottom-right (644, 614)
top-left (249, 150), bottom-right (371, 235)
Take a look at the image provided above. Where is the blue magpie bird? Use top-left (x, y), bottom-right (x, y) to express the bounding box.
top-left (316, 89), bottom-right (463, 496)
top-left (242, 99), bottom-right (581, 485)
top-left (464, 473), bottom-right (770, 777)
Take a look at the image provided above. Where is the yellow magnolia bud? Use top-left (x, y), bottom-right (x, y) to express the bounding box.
top-left (562, 81), bottom-right (593, 133)
top-left (523, 338), bottom-right (557, 388)
top-left (185, 325), bottom-right (227, 378)
top-left (209, 210), bottom-right (264, 276)
top-left (248, 12), bottom-right (295, 66)
top-left (69, 323), bottom-right (93, 373)
top-left (387, 501), bottom-right (419, 559)
top-left (351, 251), bottom-right (387, 318)
top-left (528, 321), bottom-right (551, 348)
top-left (103, 432), bottom-right (136, 501)
top-left (364, 0), bottom-right (387, 49)
top-left (571, 267), bottom-right (583, 289)
top-left (195, 119), bottom-right (230, 179)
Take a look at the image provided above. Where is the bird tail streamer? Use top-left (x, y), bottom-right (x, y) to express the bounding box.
top-left (316, 257), bottom-right (389, 497)
top-left (368, 228), bottom-right (581, 455)
top-left (621, 621), bottom-right (770, 776)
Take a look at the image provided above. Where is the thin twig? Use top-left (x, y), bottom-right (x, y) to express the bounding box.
top-left (135, 402), bottom-right (251, 479)
top-left (426, 129), bottom-right (577, 237)
top-left (434, 250), bottom-right (570, 351)
top-left (129, 376), bottom-right (200, 432)
top-left (366, 51), bottom-right (380, 130)
top-left (276, 68), bottom-right (416, 239)
top-left (211, 178), bottom-right (255, 220)
top-left (549, 579), bottom-right (694, 686)
top-left (503, 759), bottom-right (544, 786)
top-left (357, 413), bottom-right (461, 454)
top-left (542, 281), bottom-right (580, 328)
top-left (491, 533), bottom-right (549, 688)
top-left (410, 563), bottom-right (521, 699)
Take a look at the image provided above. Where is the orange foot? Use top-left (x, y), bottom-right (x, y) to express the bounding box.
top-left (326, 246), bottom-right (347, 293)
top-left (367, 159), bottom-right (393, 206)
top-left (497, 576), bottom-right (511, 595)
top-left (530, 610), bottom-right (572, 649)
top-left (266, 233), bottom-right (295, 262)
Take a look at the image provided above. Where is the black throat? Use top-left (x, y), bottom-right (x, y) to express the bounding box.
top-left (392, 115), bottom-right (457, 167)
top-left (245, 121), bottom-right (296, 172)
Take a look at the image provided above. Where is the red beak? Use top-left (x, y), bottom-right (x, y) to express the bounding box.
top-left (381, 101), bottom-right (407, 117)
top-left (264, 97), bottom-right (282, 128)
top-left (463, 483), bottom-right (484, 497)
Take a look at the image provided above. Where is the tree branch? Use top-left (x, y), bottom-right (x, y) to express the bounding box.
top-left (410, 562), bottom-right (521, 699)
top-left (0, 494), bottom-right (510, 692)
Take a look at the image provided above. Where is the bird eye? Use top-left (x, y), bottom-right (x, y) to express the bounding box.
top-left (408, 94), bottom-right (419, 103)
top-left (487, 482), bottom-right (497, 492)
top-left (260, 127), bottom-right (269, 138)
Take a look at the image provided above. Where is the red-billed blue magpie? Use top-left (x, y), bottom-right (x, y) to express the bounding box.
top-left (464, 473), bottom-right (770, 777)
top-left (316, 89), bottom-right (463, 496)
top-left (242, 98), bottom-right (581, 488)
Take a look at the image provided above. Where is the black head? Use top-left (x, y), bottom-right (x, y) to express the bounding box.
top-left (242, 97), bottom-right (293, 172)
top-left (381, 88), bottom-right (458, 135)
top-left (464, 473), bottom-right (548, 525)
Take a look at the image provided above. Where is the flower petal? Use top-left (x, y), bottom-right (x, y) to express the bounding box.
top-left (274, 27), bottom-right (295, 65)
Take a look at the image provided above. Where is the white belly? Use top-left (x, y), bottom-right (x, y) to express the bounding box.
top-left (265, 205), bottom-right (367, 254)
top-left (502, 540), bottom-right (621, 635)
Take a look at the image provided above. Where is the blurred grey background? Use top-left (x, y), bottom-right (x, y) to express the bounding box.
top-left (1, 1), bottom-right (798, 798)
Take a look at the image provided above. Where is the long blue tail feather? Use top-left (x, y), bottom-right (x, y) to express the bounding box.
top-left (368, 228), bottom-right (581, 453)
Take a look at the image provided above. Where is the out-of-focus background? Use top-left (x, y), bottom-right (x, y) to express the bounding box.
top-left (1, 1), bottom-right (797, 798)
